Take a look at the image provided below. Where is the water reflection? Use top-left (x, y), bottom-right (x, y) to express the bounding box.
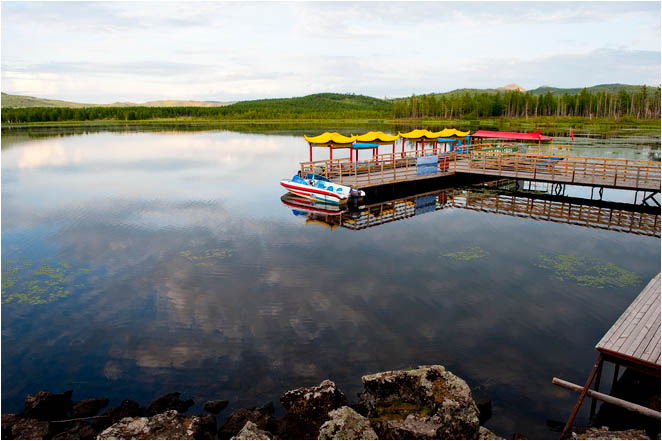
top-left (281, 183), bottom-right (660, 237)
top-left (2, 129), bottom-right (660, 439)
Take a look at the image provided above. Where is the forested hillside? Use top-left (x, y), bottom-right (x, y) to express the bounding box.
top-left (393, 86), bottom-right (661, 119)
top-left (2, 87), bottom-right (660, 123)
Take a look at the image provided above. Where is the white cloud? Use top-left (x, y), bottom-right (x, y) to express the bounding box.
top-left (2, 2), bottom-right (660, 102)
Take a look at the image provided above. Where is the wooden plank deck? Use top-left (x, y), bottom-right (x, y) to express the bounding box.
top-left (596, 273), bottom-right (661, 369)
top-left (300, 149), bottom-right (661, 192)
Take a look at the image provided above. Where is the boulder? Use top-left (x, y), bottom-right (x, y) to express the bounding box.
top-left (204, 400), bottom-right (229, 415)
top-left (278, 380), bottom-right (347, 439)
top-left (9, 417), bottom-right (51, 440)
top-left (99, 399), bottom-right (146, 424)
top-left (359, 365), bottom-right (480, 439)
top-left (571, 427), bottom-right (650, 440)
top-left (187, 414), bottom-right (217, 440)
top-left (97, 410), bottom-right (212, 440)
top-left (147, 392), bottom-right (194, 415)
top-left (318, 406), bottom-right (378, 440)
top-left (23, 390), bottom-right (73, 421)
top-left (231, 421), bottom-right (276, 440)
top-left (218, 408), bottom-right (277, 439)
top-left (72, 397), bottom-right (110, 418)
top-left (2, 414), bottom-right (21, 439)
top-left (479, 426), bottom-right (503, 440)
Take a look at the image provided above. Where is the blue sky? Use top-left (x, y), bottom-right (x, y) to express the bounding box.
top-left (2, 1), bottom-right (660, 103)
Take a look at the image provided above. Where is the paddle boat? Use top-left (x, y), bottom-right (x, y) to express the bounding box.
top-left (280, 173), bottom-right (365, 205)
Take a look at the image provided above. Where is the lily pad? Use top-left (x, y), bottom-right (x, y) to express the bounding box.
top-left (536, 253), bottom-right (640, 288)
top-left (443, 246), bottom-right (489, 261)
top-left (179, 247), bottom-right (233, 266)
top-left (2, 259), bottom-right (90, 305)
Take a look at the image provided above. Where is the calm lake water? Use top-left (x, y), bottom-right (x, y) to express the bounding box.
top-left (2, 125), bottom-right (660, 438)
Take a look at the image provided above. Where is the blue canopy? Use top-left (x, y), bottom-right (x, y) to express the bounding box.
top-left (352, 143), bottom-right (379, 149)
top-left (436, 138), bottom-right (457, 142)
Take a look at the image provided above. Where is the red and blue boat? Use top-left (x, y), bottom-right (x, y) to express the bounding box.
top-left (280, 173), bottom-right (365, 205)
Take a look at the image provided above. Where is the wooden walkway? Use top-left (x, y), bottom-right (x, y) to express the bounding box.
top-left (300, 147), bottom-right (661, 192)
top-left (596, 273), bottom-right (661, 370)
top-left (557, 273), bottom-right (661, 437)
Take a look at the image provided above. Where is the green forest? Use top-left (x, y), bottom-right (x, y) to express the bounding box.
top-left (394, 86), bottom-right (661, 119)
top-left (2, 87), bottom-right (660, 124)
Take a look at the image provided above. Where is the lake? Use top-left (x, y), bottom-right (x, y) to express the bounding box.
top-left (1, 125), bottom-right (660, 438)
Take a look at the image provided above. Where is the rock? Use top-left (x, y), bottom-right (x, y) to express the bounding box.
top-left (231, 421), bottom-right (276, 440)
top-left (479, 426), bottom-right (503, 440)
top-left (476, 398), bottom-right (492, 424)
top-left (9, 417), bottom-right (51, 440)
top-left (318, 406), bottom-right (378, 440)
top-left (218, 408), bottom-right (277, 439)
top-left (187, 414), bottom-right (217, 440)
top-left (278, 380), bottom-right (347, 440)
top-left (72, 397), bottom-right (110, 418)
top-left (147, 392), bottom-right (194, 415)
top-left (571, 427), bottom-right (650, 440)
top-left (100, 399), bottom-right (146, 424)
top-left (52, 421), bottom-right (100, 439)
top-left (2, 414), bottom-right (21, 439)
top-left (204, 400), bottom-right (229, 415)
top-left (254, 402), bottom-right (276, 416)
top-left (359, 365), bottom-right (480, 439)
top-left (23, 390), bottom-right (73, 421)
top-left (97, 409), bottom-right (213, 440)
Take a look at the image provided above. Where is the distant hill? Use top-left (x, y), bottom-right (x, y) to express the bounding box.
top-left (1, 92), bottom-right (91, 108)
top-left (2, 84), bottom-right (653, 110)
top-left (1, 93), bottom-right (234, 108)
top-left (498, 84), bottom-right (526, 92)
top-left (528, 84), bottom-right (646, 96)
top-left (231, 92), bottom-right (390, 111)
top-left (407, 83), bottom-right (648, 99)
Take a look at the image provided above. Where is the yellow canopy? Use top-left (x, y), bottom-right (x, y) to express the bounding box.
top-left (304, 132), bottom-right (356, 145)
top-left (398, 129), bottom-right (470, 139)
top-left (434, 128), bottom-right (470, 137)
top-left (353, 131), bottom-right (399, 143)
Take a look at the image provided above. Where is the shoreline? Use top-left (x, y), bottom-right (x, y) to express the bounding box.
top-left (2, 116), bottom-right (660, 131)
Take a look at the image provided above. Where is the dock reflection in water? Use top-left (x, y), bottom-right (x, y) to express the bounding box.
top-left (282, 181), bottom-right (660, 237)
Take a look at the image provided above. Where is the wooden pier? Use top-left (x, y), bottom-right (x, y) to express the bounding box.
top-left (556, 273), bottom-right (661, 438)
top-left (299, 145), bottom-right (661, 193)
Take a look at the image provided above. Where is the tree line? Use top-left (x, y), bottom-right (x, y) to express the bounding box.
top-left (2, 87), bottom-right (660, 123)
top-left (393, 86), bottom-right (661, 119)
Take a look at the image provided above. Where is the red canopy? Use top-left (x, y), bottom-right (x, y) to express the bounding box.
top-left (471, 130), bottom-right (553, 141)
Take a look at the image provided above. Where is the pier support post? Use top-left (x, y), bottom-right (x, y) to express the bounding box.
top-left (561, 354), bottom-right (603, 439)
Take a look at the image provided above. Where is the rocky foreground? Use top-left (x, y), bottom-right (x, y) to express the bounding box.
top-left (1, 364), bottom-right (650, 440)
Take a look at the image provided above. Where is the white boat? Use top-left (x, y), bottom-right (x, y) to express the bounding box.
top-left (280, 173), bottom-right (365, 205)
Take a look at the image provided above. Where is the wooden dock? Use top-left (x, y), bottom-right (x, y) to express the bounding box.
top-left (557, 273), bottom-right (661, 437)
top-left (596, 273), bottom-right (661, 371)
top-left (299, 146), bottom-right (661, 193)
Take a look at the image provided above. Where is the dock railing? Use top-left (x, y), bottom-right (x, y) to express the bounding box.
top-left (463, 151), bottom-right (661, 191)
top-left (299, 144), bottom-right (661, 191)
top-left (299, 142), bottom-right (495, 186)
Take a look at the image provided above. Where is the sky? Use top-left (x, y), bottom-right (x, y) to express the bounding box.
top-left (1, 1), bottom-right (660, 103)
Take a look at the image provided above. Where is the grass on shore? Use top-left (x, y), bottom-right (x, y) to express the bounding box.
top-left (2, 116), bottom-right (660, 131)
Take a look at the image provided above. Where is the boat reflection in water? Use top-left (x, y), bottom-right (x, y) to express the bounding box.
top-left (281, 180), bottom-right (661, 237)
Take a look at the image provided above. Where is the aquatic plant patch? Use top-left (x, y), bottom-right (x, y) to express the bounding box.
top-left (536, 253), bottom-right (640, 288)
top-left (443, 246), bottom-right (489, 261)
top-left (179, 248), bottom-right (234, 267)
top-left (1, 260), bottom-right (90, 305)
